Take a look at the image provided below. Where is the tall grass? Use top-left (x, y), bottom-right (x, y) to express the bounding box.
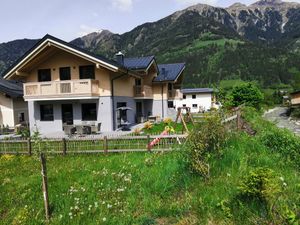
top-left (1, 107), bottom-right (300, 224)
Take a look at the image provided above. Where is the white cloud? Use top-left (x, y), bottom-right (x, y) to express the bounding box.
top-left (78, 25), bottom-right (101, 37)
top-left (174, 0), bottom-right (218, 6)
top-left (111, 0), bottom-right (133, 12)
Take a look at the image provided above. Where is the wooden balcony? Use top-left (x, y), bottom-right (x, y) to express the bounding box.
top-left (168, 89), bottom-right (183, 100)
top-left (24, 79), bottom-right (99, 100)
top-left (133, 85), bottom-right (153, 99)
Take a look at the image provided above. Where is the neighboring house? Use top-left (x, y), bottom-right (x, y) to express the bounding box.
top-left (290, 90), bottom-right (300, 106)
top-left (173, 88), bottom-right (215, 113)
top-left (2, 35), bottom-right (184, 136)
top-left (0, 78), bottom-right (28, 128)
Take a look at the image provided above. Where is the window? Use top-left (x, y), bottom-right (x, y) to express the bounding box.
top-left (135, 79), bottom-right (142, 86)
top-left (168, 83), bottom-right (173, 91)
top-left (40, 105), bottom-right (54, 121)
top-left (183, 95), bottom-right (186, 99)
top-left (79, 65), bottom-right (95, 79)
top-left (192, 104), bottom-right (198, 108)
top-left (192, 94), bottom-right (196, 99)
top-left (182, 104), bottom-right (186, 107)
top-left (59, 67), bottom-right (71, 80)
top-left (81, 103), bottom-right (97, 121)
top-left (38, 69), bottom-right (51, 82)
top-left (168, 101), bottom-right (174, 108)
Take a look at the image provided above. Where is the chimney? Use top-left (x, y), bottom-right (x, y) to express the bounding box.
top-left (116, 51), bottom-right (124, 65)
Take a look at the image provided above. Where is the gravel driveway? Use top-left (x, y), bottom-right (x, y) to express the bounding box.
top-left (263, 107), bottom-right (300, 136)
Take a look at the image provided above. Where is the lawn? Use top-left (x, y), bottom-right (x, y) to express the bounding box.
top-left (1, 109), bottom-right (300, 224)
top-left (141, 122), bottom-right (194, 135)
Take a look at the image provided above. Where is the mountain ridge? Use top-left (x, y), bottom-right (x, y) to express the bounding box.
top-left (1, 0), bottom-right (300, 89)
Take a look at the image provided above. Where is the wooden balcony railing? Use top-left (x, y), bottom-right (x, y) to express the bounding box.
top-left (133, 85), bottom-right (153, 98)
top-left (24, 79), bottom-right (99, 99)
top-left (168, 89), bottom-right (183, 100)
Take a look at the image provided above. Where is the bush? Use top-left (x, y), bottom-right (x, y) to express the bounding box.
top-left (238, 167), bottom-right (281, 201)
top-left (143, 122), bottom-right (153, 130)
top-left (186, 113), bottom-right (227, 178)
top-left (259, 128), bottom-right (300, 165)
top-left (227, 83), bottom-right (264, 109)
top-left (163, 117), bottom-right (173, 125)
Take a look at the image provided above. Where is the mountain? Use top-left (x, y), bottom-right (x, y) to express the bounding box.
top-left (1, 0), bottom-right (300, 89)
top-left (0, 39), bottom-right (39, 75)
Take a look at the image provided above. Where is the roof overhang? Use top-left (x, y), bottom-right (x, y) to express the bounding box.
top-left (3, 37), bottom-right (120, 80)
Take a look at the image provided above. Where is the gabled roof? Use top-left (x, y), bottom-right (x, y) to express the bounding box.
top-left (154, 63), bottom-right (185, 82)
top-left (123, 56), bottom-right (156, 71)
top-left (3, 34), bottom-right (124, 79)
top-left (0, 78), bottom-right (23, 98)
top-left (181, 88), bottom-right (214, 94)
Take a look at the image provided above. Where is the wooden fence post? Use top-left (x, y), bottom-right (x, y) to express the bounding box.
top-left (236, 109), bottom-right (241, 130)
top-left (40, 153), bottom-right (50, 221)
top-left (147, 135), bottom-right (151, 151)
top-left (27, 138), bottom-right (32, 156)
top-left (62, 138), bottom-right (67, 155)
top-left (103, 136), bottom-right (108, 154)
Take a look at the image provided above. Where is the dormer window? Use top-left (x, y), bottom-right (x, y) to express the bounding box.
top-left (79, 65), bottom-right (95, 79)
top-left (38, 69), bottom-right (51, 82)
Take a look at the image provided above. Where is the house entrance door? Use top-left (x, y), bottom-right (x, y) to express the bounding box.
top-left (62, 104), bottom-right (74, 125)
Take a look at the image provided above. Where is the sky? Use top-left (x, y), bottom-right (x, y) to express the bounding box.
top-left (0, 0), bottom-right (299, 43)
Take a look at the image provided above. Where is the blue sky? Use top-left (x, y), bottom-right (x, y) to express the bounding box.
top-left (0, 0), bottom-right (299, 43)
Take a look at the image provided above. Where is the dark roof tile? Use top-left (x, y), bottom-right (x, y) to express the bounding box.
top-left (0, 78), bottom-right (23, 97)
top-left (181, 88), bottom-right (214, 94)
top-left (123, 56), bottom-right (155, 70)
top-left (154, 63), bottom-right (185, 82)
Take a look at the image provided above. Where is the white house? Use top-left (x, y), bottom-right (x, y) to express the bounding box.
top-left (174, 88), bottom-right (215, 113)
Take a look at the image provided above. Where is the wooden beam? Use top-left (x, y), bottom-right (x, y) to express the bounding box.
top-left (15, 71), bottom-right (28, 77)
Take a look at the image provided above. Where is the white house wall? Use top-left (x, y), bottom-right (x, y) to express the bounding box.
top-left (174, 93), bottom-right (212, 113)
top-left (0, 94), bottom-right (14, 127)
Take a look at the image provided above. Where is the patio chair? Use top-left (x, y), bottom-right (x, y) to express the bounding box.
top-left (63, 125), bottom-right (76, 136)
top-left (75, 125), bottom-right (84, 135)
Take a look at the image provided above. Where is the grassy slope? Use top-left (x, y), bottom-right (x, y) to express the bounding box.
top-left (1, 113), bottom-right (300, 224)
top-left (158, 37), bottom-right (242, 62)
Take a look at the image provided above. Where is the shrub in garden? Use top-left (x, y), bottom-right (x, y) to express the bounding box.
top-left (186, 113), bottom-right (227, 178)
top-left (238, 167), bottom-right (281, 201)
top-left (143, 122), bottom-right (153, 130)
top-left (163, 117), bottom-right (173, 125)
top-left (259, 128), bottom-right (300, 166)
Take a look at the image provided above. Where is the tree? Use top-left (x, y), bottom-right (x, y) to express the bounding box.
top-left (227, 83), bottom-right (264, 109)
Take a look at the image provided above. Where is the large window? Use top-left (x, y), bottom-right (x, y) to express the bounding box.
top-left (183, 95), bottom-right (186, 99)
top-left (79, 65), bottom-right (95, 79)
top-left (192, 104), bottom-right (198, 108)
top-left (59, 67), bottom-right (71, 80)
top-left (38, 69), bottom-right (51, 82)
top-left (40, 104), bottom-right (54, 121)
top-left (81, 103), bottom-right (97, 121)
top-left (192, 94), bottom-right (196, 99)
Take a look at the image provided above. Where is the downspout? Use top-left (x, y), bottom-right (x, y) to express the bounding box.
top-left (111, 71), bottom-right (129, 130)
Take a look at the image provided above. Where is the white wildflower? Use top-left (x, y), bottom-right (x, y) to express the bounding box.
top-left (102, 217), bottom-right (107, 222)
top-left (107, 204), bottom-right (112, 209)
top-left (280, 177), bottom-right (284, 181)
